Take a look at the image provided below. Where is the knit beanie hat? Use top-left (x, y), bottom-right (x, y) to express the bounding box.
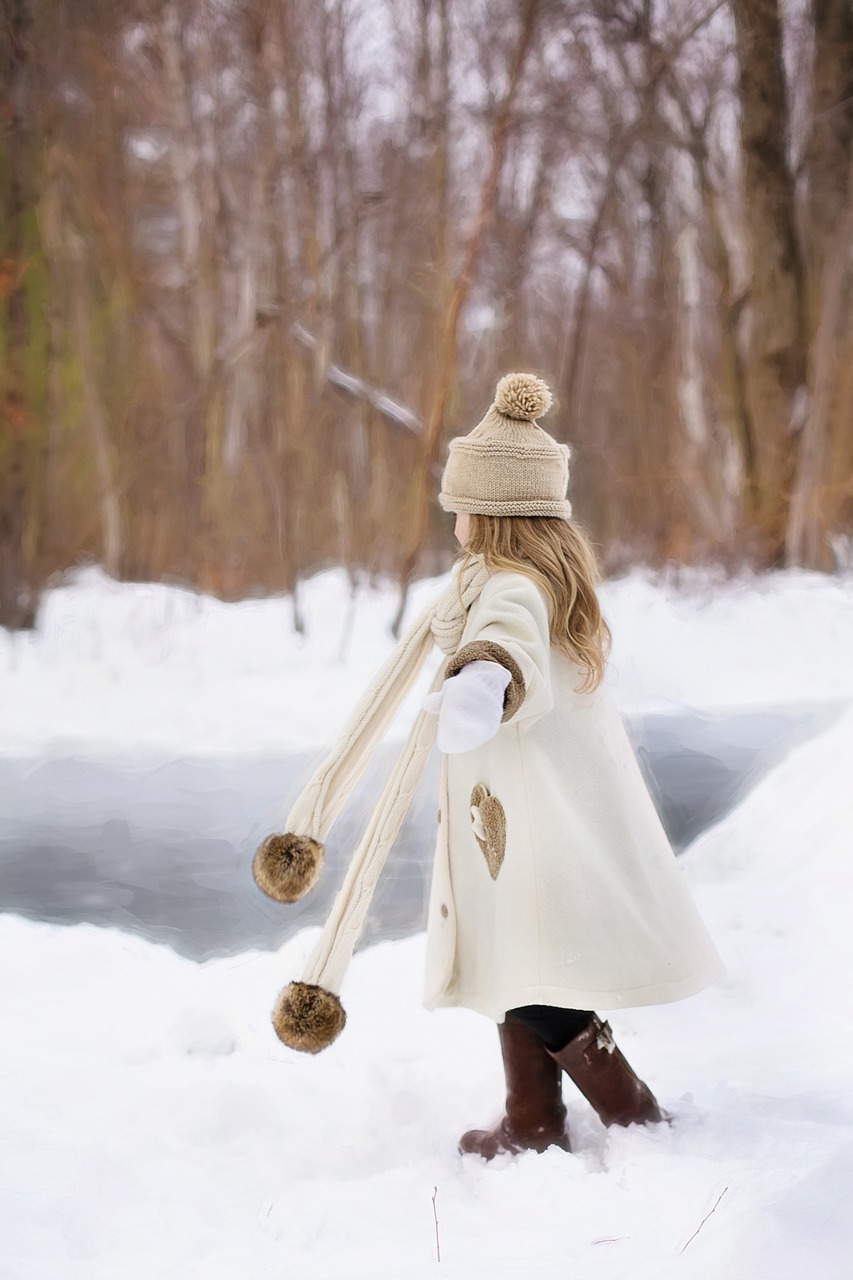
top-left (438, 372), bottom-right (572, 518)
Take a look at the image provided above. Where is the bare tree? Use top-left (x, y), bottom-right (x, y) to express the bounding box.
top-left (730, 0), bottom-right (809, 561)
top-left (2, 0), bottom-right (851, 626)
top-left (393, 0), bottom-right (544, 633)
top-left (0, 0), bottom-right (38, 627)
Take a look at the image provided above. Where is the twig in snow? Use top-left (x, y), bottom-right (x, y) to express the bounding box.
top-left (679, 1186), bottom-right (728, 1254)
top-left (432, 1185), bottom-right (441, 1263)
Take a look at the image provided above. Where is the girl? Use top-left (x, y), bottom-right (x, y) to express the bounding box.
top-left (253, 373), bottom-right (724, 1161)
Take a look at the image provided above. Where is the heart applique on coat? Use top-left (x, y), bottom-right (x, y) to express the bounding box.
top-left (470, 784), bottom-right (507, 881)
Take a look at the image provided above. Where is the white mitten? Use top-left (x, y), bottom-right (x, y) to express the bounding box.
top-left (423, 659), bottom-right (512, 753)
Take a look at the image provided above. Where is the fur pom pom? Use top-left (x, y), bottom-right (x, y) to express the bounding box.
top-left (252, 832), bottom-right (324, 903)
top-left (272, 981), bottom-right (347, 1053)
top-left (493, 372), bottom-right (553, 422)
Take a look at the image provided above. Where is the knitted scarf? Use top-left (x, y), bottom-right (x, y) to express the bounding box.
top-left (252, 552), bottom-right (492, 1053)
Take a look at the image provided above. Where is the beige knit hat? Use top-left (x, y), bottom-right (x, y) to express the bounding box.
top-left (438, 372), bottom-right (572, 518)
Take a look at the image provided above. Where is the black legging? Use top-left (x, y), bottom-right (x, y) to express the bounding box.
top-left (508, 1003), bottom-right (594, 1052)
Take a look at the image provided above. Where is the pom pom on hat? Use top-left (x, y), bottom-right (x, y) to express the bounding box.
top-left (493, 372), bottom-right (553, 422)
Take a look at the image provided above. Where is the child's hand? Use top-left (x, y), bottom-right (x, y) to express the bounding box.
top-left (423, 659), bottom-right (512, 753)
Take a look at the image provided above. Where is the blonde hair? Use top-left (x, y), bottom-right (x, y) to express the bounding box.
top-left (455, 515), bottom-right (612, 693)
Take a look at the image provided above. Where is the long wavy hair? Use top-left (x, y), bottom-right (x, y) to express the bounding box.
top-left (455, 514), bottom-right (612, 694)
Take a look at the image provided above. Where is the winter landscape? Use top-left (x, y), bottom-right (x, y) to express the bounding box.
top-left (2, 562), bottom-right (853, 1279)
top-left (2, 0), bottom-right (852, 1275)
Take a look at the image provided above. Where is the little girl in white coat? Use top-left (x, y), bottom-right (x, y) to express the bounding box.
top-left (253, 373), bottom-right (724, 1161)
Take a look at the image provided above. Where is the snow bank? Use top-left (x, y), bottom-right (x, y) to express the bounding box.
top-left (4, 706), bottom-right (853, 1278)
top-left (602, 565), bottom-right (853, 714)
top-left (2, 563), bottom-right (852, 759)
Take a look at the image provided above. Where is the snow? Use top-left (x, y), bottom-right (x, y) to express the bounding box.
top-left (3, 562), bottom-right (853, 1272)
top-left (2, 562), bottom-right (852, 760)
top-left (4, 702), bottom-right (853, 1278)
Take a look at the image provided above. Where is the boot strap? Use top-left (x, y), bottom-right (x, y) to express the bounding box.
top-left (594, 1018), bottom-right (616, 1054)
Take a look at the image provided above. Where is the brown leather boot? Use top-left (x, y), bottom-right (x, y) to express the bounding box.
top-left (459, 1012), bottom-right (572, 1159)
top-left (546, 1014), bottom-right (666, 1127)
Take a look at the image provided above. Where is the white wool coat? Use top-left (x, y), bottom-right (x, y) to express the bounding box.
top-left (423, 569), bottom-right (725, 1021)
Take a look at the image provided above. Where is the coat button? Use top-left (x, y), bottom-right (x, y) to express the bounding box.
top-left (440, 904), bottom-right (448, 918)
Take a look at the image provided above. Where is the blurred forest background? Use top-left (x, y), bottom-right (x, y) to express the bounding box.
top-left (0, 0), bottom-right (851, 630)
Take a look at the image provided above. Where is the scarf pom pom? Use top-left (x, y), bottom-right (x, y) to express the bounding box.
top-left (272, 981), bottom-right (346, 1053)
top-left (253, 832), bottom-right (324, 902)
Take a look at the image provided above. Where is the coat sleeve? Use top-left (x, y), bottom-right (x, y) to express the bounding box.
top-left (442, 571), bottom-right (553, 727)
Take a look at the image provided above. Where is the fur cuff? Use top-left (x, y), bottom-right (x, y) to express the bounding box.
top-left (444, 641), bottom-right (526, 722)
top-left (252, 832), bottom-right (324, 903)
top-left (272, 981), bottom-right (347, 1053)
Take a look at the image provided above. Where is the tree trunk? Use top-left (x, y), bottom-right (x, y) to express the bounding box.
top-left (786, 195), bottom-right (853, 566)
top-left (785, 0), bottom-right (853, 566)
top-left (0, 0), bottom-right (37, 628)
top-left (804, 0), bottom-right (853, 316)
top-left (68, 234), bottom-right (123, 577)
top-left (159, 1), bottom-right (221, 561)
top-left (731, 0), bottom-right (809, 561)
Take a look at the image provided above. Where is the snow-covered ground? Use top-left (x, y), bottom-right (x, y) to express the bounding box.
top-left (3, 698), bottom-right (853, 1278)
top-left (3, 563), bottom-right (853, 1277)
top-left (2, 561), bottom-right (852, 759)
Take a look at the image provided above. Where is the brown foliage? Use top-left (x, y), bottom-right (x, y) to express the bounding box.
top-left (1, 0), bottom-right (851, 630)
